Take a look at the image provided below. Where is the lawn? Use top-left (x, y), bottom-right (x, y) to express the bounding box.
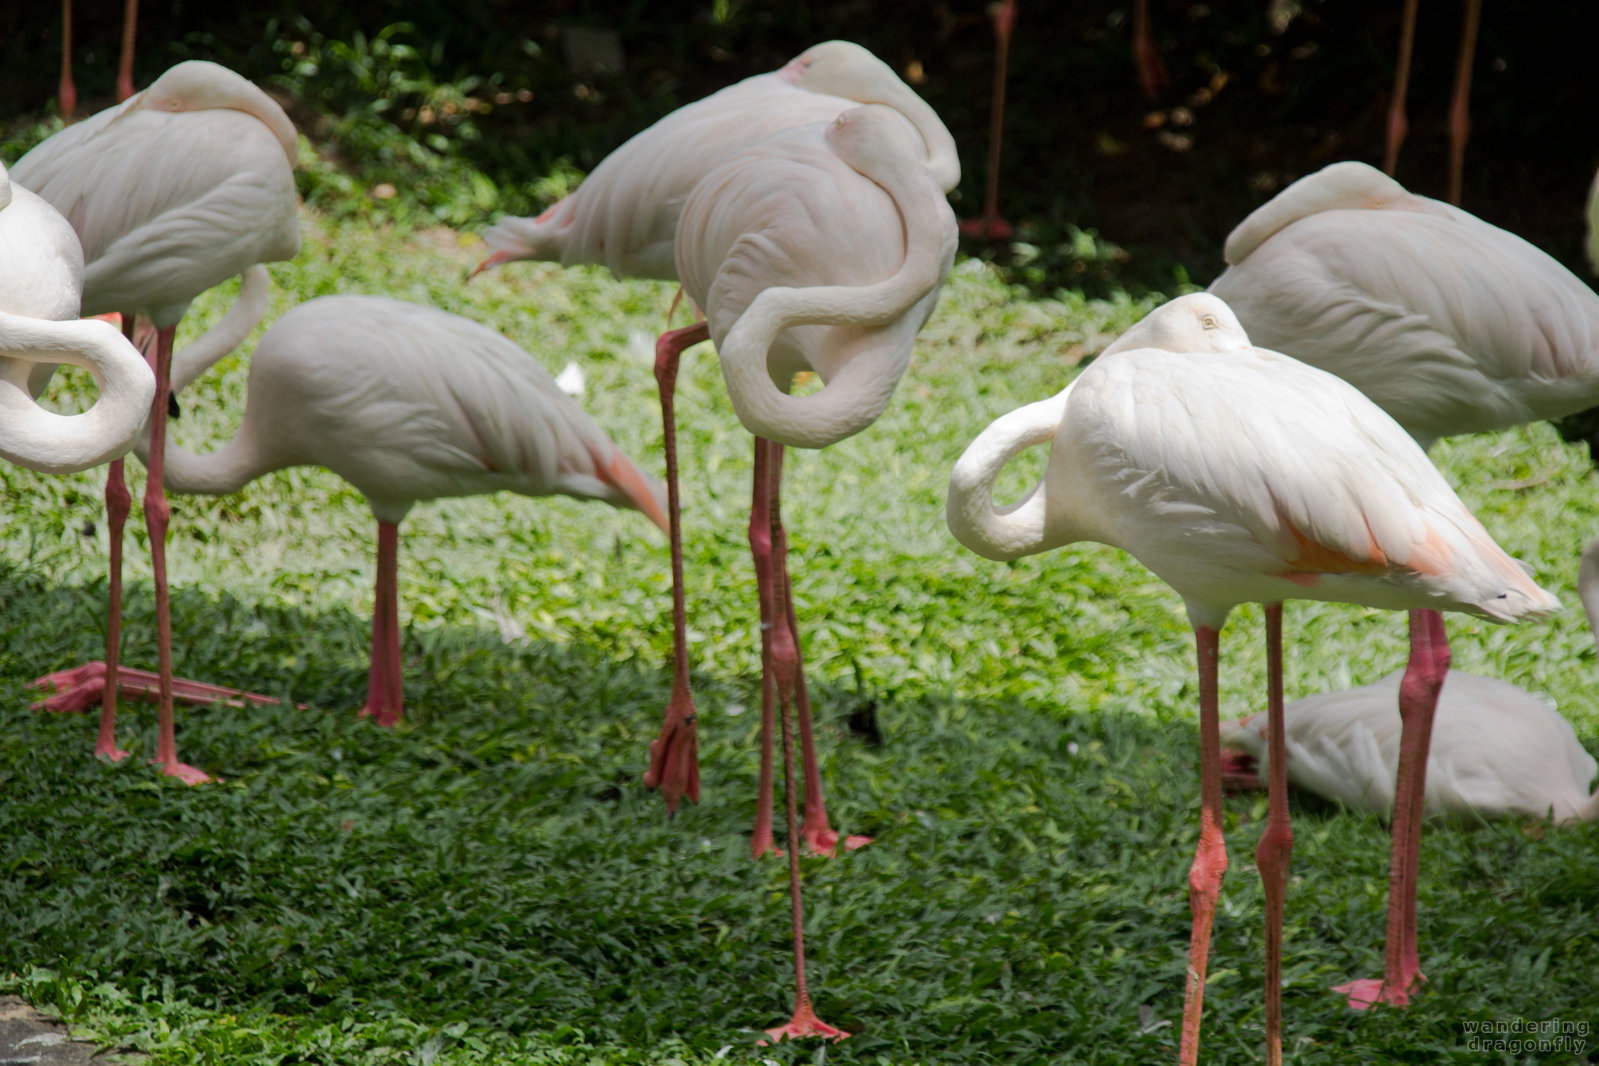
top-left (4, 193), bottom-right (1598, 1063)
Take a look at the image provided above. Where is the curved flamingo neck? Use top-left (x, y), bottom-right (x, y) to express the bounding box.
top-left (946, 385), bottom-right (1073, 561)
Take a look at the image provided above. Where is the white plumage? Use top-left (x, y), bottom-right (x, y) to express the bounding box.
top-left (1223, 670), bottom-right (1599, 824)
top-left (0, 161), bottom-right (153, 474)
top-left (1208, 160), bottom-right (1599, 449)
top-left (478, 40), bottom-right (958, 281)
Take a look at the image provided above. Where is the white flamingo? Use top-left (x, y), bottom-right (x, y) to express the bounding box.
top-left (946, 293), bottom-right (1558, 1066)
top-left (1, 160), bottom-right (153, 473)
top-left (133, 294), bottom-right (667, 725)
top-left (1209, 157), bottom-right (1599, 1008)
top-left (473, 41), bottom-right (959, 820)
top-left (658, 103), bottom-right (956, 1042)
top-left (15, 59), bottom-right (301, 784)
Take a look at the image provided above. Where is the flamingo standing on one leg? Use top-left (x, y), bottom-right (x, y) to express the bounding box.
top-left (947, 293), bottom-right (1559, 1066)
top-left (1209, 158), bottom-right (1599, 1007)
top-left (473, 40), bottom-right (959, 832)
top-left (130, 294), bottom-right (667, 725)
top-left (958, 0), bottom-right (1017, 241)
top-left (665, 104), bottom-right (956, 1040)
top-left (14, 59), bottom-right (301, 784)
top-left (58, 0), bottom-right (141, 119)
top-left (1, 161), bottom-right (154, 473)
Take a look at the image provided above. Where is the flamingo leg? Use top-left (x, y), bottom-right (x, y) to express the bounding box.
top-left (116, 0), bottom-right (138, 101)
top-left (749, 438), bottom-right (782, 859)
top-left (1445, 0), bottom-right (1482, 205)
top-left (1178, 623), bottom-right (1227, 1066)
top-left (360, 520), bottom-right (405, 727)
top-left (58, 0), bottom-right (76, 119)
top-left (142, 324), bottom-right (210, 785)
top-left (1383, 0), bottom-right (1419, 175)
top-left (958, 0), bottom-right (1017, 241)
top-left (1131, 0), bottom-right (1169, 101)
top-left (1256, 603), bottom-right (1293, 1066)
top-left (644, 321), bottom-right (710, 812)
top-left (754, 437), bottom-right (846, 1045)
top-left (773, 468), bottom-right (869, 857)
top-left (1334, 607), bottom-right (1448, 1009)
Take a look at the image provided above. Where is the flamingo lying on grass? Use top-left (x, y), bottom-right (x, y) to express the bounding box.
top-left (133, 294), bottom-right (667, 726)
top-left (1210, 158), bottom-right (1599, 1007)
top-left (473, 40), bottom-right (958, 826)
top-left (16, 59), bottom-right (301, 783)
top-left (947, 293), bottom-right (1558, 1066)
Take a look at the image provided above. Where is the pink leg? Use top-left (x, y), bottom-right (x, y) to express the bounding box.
top-left (1445, 0), bottom-right (1482, 206)
top-left (749, 439), bottom-right (782, 860)
top-left (958, 0), bottom-right (1017, 241)
top-left (1384, 0), bottom-right (1419, 175)
top-left (1256, 604), bottom-right (1292, 1066)
top-left (359, 520), bottom-right (405, 727)
top-left (755, 437), bottom-right (846, 1045)
top-left (1131, 0), bottom-right (1168, 101)
top-left (144, 325), bottom-right (211, 785)
top-left (643, 322), bottom-right (710, 812)
top-left (1334, 608), bottom-right (1448, 1009)
top-left (770, 465), bottom-right (869, 857)
top-left (1178, 624), bottom-right (1227, 1066)
top-left (58, 0), bottom-right (76, 119)
top-left (116, 0), bottom-right (138, 100)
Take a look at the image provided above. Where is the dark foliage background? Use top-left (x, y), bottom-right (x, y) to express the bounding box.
top-left (2, 1), bottom-right (1594, 295)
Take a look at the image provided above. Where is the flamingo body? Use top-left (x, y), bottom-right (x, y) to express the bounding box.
top-left (0, 162), bottom-right (154, 473)
top-left (1223, 670), bottom-right (1599, 825)
top-left (480, 40), bottom-right (958, 281)
top-left (156, 295), bottom-right (668, 527)
top-left (1209, 161), bottom-right (1599, 447)
top-left (948, 294), bottom-right (1558, 630)
top-left (14, 60), bottom-right (301, 328)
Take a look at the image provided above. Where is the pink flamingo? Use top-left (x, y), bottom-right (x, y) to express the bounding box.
top-left (15, 59), bottom-right (301, 784)
top-left (128, 294), bottom-right (667, 725)
top-left (662, 104), bottom-right (956, 1040)
top-left (473, 41), bottom-right (958, 830)
top-left (1210, 158), bottom-right (1599, 1007)
top-left (947, 293), bottom-right (1558, 1065)
top-left (1, 160), bottom-right (153, 472)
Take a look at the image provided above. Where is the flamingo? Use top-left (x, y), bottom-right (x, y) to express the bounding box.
top-left (662, 104), bottom-right (956, 1041)
top-left (14, 59), bottom-right (301, 784)
top-left (946, 293), bottom-right (1559, 1066)
top-left (125, 294), bottom-right (667, 725)
top-left (1221, 670), bottom-right (1599, 825)
top-left (1209, 157), bottom-right (1599, 1007)
top-left (474, 39), bottom-right (958, 824)
top-left (59, 0), bottom-right (141, 119)
top-left (1, 161), bottom-right (153, 472)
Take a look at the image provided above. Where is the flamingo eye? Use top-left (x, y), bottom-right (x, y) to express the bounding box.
top-left (1200, 315), bottom-right (1218, 329)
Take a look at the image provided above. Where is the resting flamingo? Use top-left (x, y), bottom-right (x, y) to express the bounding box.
top-left (947, 293), bottom-right (1559, 1066)
top-left (1209, 158), bottom-right (1599, 1007)
top-left (133, 294), bottom-right (667, 725)
top-left (1, 160), bottom-right (153, 472)
top-left (473, 40), bottom-right (958, 823)
top-left (15, 59), bottom-right (301, 784)
top-left (660, 104), bottom-right (955, 1041)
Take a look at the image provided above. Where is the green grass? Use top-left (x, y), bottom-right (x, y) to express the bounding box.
top-left (4, 206), bottom-right (1599, 1066)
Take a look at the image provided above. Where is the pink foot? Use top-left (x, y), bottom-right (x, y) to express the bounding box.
top-left (98, 745), bottom-right (132, 764)
top-left (31, 662), bottom-right (282, 713)
top-left (803, 824), bottom-right (873, 856)
top-left (1332, 975), bottom-right (1423, 1010)
top-left (759, 1003), bottom-right (849, 1045)
top-left (153, 759), bottom-right (215, 786)
top-left (643, 706), bottom-right (700, 813)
